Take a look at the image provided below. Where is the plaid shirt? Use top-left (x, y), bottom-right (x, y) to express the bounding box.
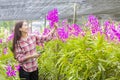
top-left (15, 34), bottom-right (52, 72)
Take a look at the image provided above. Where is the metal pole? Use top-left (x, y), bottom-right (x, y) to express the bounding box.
top-left (73, 3), bottom-right (77, 24)
top-left (44, 14), bottom-right (46, 28)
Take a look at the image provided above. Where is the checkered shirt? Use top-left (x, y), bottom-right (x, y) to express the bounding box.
top-left (15, 34), bottom-right (52, 72)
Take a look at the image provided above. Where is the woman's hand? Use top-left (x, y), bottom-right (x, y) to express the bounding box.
top-left (26, 53), bottom-right (40, 60)
top-left (51, 23), bottom-right (58, 36)
top-left (54, 23), bottom-right (58, 30)
top-left (31, 53), bottom-right (40, 58)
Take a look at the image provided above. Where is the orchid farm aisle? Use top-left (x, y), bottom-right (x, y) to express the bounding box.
top-left (0, 9), bottom-right (120, 80)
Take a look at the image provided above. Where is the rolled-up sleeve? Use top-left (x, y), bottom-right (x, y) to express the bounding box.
top-left (35, 34), bottom-right (53, 45)
top-left (15, 46), bottom-right (25, 63)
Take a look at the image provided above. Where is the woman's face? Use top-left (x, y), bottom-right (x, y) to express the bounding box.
top-left (19, 22), bottom-right (29, 33)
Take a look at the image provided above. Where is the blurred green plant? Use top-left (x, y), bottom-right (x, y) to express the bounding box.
top-left (38, 32), bottom-right (120, 80)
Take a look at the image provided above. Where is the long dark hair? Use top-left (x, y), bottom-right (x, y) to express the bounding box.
top-left (12, 21), bottom-right (23, 57)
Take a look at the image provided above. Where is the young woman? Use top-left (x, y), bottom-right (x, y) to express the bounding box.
top-left (12, 21), bottom-right (57, 80)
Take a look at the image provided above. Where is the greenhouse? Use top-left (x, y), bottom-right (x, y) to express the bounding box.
top-left (0, 0), bottom-right (120, 80)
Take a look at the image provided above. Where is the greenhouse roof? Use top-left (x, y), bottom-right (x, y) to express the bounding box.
top-left (0, 0), bottom-right (120, 21)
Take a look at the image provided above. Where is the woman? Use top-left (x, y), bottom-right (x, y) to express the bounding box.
top-left (12, 21), bottom-right (57, 80)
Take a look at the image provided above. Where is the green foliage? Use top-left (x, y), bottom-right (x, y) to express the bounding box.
top-left (0, 21), bottom-right (15, 28)
top-left (38, 33), bottom-right (120, 80)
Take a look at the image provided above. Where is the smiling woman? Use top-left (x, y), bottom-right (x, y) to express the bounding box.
top-left (12, 21), bottom-right (57, 80)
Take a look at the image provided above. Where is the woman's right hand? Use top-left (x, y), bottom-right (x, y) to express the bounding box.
top-left (26, 53), bottom-right (40, 60)
top-left (31, 53), bottom-right (40, 58)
